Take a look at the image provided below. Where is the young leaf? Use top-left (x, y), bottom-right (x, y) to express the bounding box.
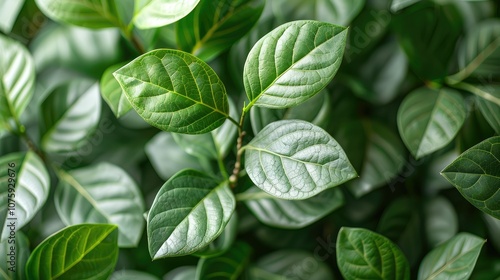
top-left (25, 224), bottom-right (119, 279)
top-left (0, 152), bottom-right (50, 242)
top-left (475, 85), bottom-right (500, 135)
top-left (133, 0), bottom-right (200, 29)
top-left (418, 233), bottom-right (485, 280)
top-left (441, 136), bottom-right (500, 220)
top-left (336, 227), bottom-right (410, 280)
top-left (397, 87), bottom-right (466, 159)
top-left (55, 162), bottom-right (145, 247)
top-left (0, 35), bottom-right (35, 128)
top-left (176, 0), bottom-right (265, 62)
top-left (245, 120), bottom-right (357, 200)
top-left (196, 241), bottom-right (251, 279)
top-left (34, 0), bottom-right (122, 28)
top-left (0, 231), bottom-right (29, 280)
top-left (243, 20), bottom-right (347, 109)
top-left (113, 49), bottom-right (229, 134)
top-left (242, 186), bottom-right (344, 229)
top-left (147, 169), bottom-right (235, 259)
top-left (40, 79), bottom-right (101, 153)
top-left (100, 62), bottom-right (132, 118)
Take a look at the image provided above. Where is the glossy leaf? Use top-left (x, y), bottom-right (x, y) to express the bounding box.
top-left (196, 241), bottom-right (251, 279)
top-left (25, 224), bottom-right (119, 279)
top-left (100, 62), bottom-right (132, 118)
top-left (0, 231), bottom-right (29, 280)
top-left (0, 152), bottom-right (50, 242)
top-left (176, 0), bottom-right (265, 61)
top-left (34, 0), bottom-right (121, 28)
top-left (114, 49), bottom-right (229, 134)
top-left (147, 169), bottom-right (235, 259)
top-left (244, 20), bottom-right (348, 109)
top-left (418, 233), bottom-right (485, 280)
top-left (0, 0), bottom-right (24, 33)
top-left (40, 79), bottom-right (101, 153)
top-left (55, 163), bottom-right (145, 247)
top-left (337, 227), bottom-right (410, 280)
top-left (133, 0), bottom-right (200, 29)
top-left (476, 85), bottom-right (500, 135)
top-left (0, 35), bottom-right (35, 128)
top-left (424, 196), bottom-right (458, 248)
top-left (441, 136), bottom-right (500, 220)
top-left (242, 186), bottom-right (343, 229)
top-left (245, 120), bottom-right (357, 200)
top-left (398, 87), bottom-right (466, 159)
top-left (195, 213), bottom-right (238, 257)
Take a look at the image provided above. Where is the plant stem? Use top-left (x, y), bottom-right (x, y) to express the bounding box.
top-left (229, 106), bottom-right (248, 188)
top-left (121, 24), bottom-right (145, 54)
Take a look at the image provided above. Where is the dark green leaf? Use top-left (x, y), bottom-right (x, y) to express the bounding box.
top-left (25, 224), bottom-right (119, 279)
top-left (475, 85), bottom-right (500, 134)
top-left (147, 169), bottom-right (235, 259)
top-left (133, 0), bottom-right (200, 29)
top-left (114, 49), bottom-right (229, 134)
top-left (244, 20), bottom-right (347, 109)
top-left (441, 136), bottom-right (500, 220)
top-left (0, 152), bottom-right (50, 241)
top-left (55, 162), bottom-right (145, 247)
top-left (424, 196), bottom-right (458, 248)
top-left (40, 79), bottom-right (101, 153)
top-left (176, 0), bottom-right (265, 62)
top-left (0, 231), bottom-right (29, 280)
top-left (418, 233), bottom-right (485, 280)
top-left (336, 227), bottom-right (410, 280)
top-left (397, 87), bottom-right (466, 159)
top-left (245, 120), bottom-right (357, 200)
top-left (196, 241), bottom-right (251, 279)
top-left (100, 62), bottom-right (132, 118)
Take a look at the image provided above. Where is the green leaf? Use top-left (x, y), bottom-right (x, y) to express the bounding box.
top-left (476, 85), bottom-right (500, 135)
top-left (241, 186), bottom-right (343, 229)
top-left (25, 224), bottom-right (119, 279)
top-left (133, 0), bottom-right (200, 29)
top-left (0, 231), bottom-right (29, 280)
top-left (176, 0), bottom-right (265, 62)
top-left (390, 0), bottom-right (421, 12)
top-left (40, 79), bottom-right (102, 153)
top-left (441, 136), bottom-right (500, 220)
top-left (397, 87), bottom-right (466, 159)
top-left (483, 213), bottom-right (500, 253)
top-left (100, 62), bottom-right (132, 118)
top-left (0, 0), bottom-right (25, 33)
top-left (194, 213), bottom-right (238, 257)
top-left (0, 35), bottom-right (35, 128)
top-left (55, 162), bottom-right (145, 247)
top-left (0, 152), bottom-right (50, 242)
top-left (163, 266), bottom-right (197, 280)
top-left (110, 270), bottom-right (160, 280)
top-left (243, 20), bottom-right (347, 109)
top-left (147, 169), bottom-right (235, 259)
top-left (172, 133), bottom-right (218, 160)
top-left (418, 233), bottom-right (485, 280)
top-left (114, 49), bottom-right (229, 134)
top-left (34, 0), bottom-right (122, 28)
top-left (336, 227), bottom-right (410, 280)
top-left (245, 120), bottom-right (357, 200)
top-left (424, 196), bottom-right (458, 248)
top-left (196, 241), bottom-right (251, 279)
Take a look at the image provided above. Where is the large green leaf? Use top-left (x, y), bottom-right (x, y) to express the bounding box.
top-left (0, 35), bottom-right (35, 128)
top-left (147, 169), bottom-right (235, 259)
top-left (244, 120), bottom-right (357, 200)
top-left (0, 231), bottom-right (29, 280)
top-left (194, 213), bottom-right (238, 257)
top-left (0, 0), bottom-right (24, 33)
top-left (196, 241), bottom-right (251, 279)
top-left (40, 79), bottom-right (102, 153)
top-left (243, 20), bottom-right (347, 109)
top-left (0, 152), bottom-right (50, 242)
top-left (176, 0), bottom-right (265, 62)
top-left (441, 136), bottom-right (500, 220)
top-left (397, 87), bottom-right (466, 159)
top-left (418, 233), bottom-right (485, 280)
top-left (34, 0), bottom-right (122, 28)
top-left (114, 49), bottom-right (229, 134)
top-left (241, 186), bottom-right (343, 229)
top-left (55, 162), bottom-right (145, 247)
top-left (475, 85), bottom-right (500, 135)
top-left (100, 62), bottom-right (132, 118)
top-left (133, 0), bottom-right (200, 29)
top-left (424, 196), bottom-right (458, 248)
top-left (337, 227), bottom-right (410, 280)
top-left (25, 224), bottom-right (119, 279)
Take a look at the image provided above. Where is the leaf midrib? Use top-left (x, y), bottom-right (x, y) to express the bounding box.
top-left (425, 241), bottom-right (484, 280)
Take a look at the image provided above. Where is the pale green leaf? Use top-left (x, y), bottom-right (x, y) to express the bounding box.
top-left (100, 62), bottom-right (132, 118)
top-left (114, 49), bottom-right (229, 134)
top-left (0, 231), bottom-right (29, 280)
top-left (133, 0), bottom-right (200, 29)
top-left (163, 266), bottom-right (197, 280)
top-left (194, 213), bottom-right (238, 257)
top-left (475, 85), bottom-right (500, 134)
top-left (424, 196), bottom-right (458, 248)
top-left (0, 0), bottom-right (25, 33)
top-left (110, 270), bottom-right (160, 280)
top-left (196, 241), bottom-right (251, 279)
top-left (147, 169), bottom-right (235, 259)
top-left (390, 0), bottom-right (421, 12)
top-left (245, 120), bottom-right (357, 200)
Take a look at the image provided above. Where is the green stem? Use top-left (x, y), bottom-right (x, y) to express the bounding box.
top-left (121, 24), bottom-right (145, 54)
top-left (235, 191), bottom-right (274, 201)
top-left (451, 82), bottom-right (500, 106)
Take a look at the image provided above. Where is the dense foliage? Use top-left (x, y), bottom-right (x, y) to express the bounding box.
top-left (1, 0), bottom-right (499, 279)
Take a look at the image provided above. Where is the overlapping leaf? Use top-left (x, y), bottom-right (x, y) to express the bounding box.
top-left (196, 241), bottom-right (251, 279)
top-left (441, 136), bottom-right (500, 220)
top-left (424, 196), bottom-right (458, 248)
top-left (0, 231), bottom-right (29, 280)
top-left (244, 20), bottom-right (347, 109)
top-left (0, 0), bottom-right (24, 33)
top-left (114, 49), bottom-right (229, 134)
top-left (25, 224), bottom-right (119, 279)
top-left (133, 0), bottom-right (200, 29)
top-left (147, 169), bottom-right (235, 259)
top-left (245, 120), bottom-right (357, 200)
top-left (100, 62), bottom-right (132, 118)
top-left (475, 85), bottom-right (500, 134)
